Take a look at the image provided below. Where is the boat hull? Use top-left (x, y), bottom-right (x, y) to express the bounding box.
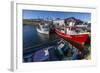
top-left (36, 28), bottom-right (49, 34)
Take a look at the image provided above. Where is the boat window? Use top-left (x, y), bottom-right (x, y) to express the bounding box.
top-left (57, 23), bottom-right (59, 26)
top-left (43, 25), bottom-right (49, 28)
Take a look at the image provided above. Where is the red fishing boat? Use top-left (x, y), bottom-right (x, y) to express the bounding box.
top-left (54, 17), bottom-right (90, 45)
top-left (55, 28), bottom-right (89, 45)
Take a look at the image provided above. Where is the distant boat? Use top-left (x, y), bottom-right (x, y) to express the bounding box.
top-left (36, 23), bottom-right (49, 34)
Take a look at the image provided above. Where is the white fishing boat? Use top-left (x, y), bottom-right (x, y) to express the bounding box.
top-left (36, 23), bottom-right (49, 34)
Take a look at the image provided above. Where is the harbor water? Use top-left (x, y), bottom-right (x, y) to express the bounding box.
top-left (23, 25), bottom-right (59, 50)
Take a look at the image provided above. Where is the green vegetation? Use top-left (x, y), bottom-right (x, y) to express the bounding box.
top-left (23, 19), bottom-right (42, 25)
top-left (23, 19), bottom-right (52, 25)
